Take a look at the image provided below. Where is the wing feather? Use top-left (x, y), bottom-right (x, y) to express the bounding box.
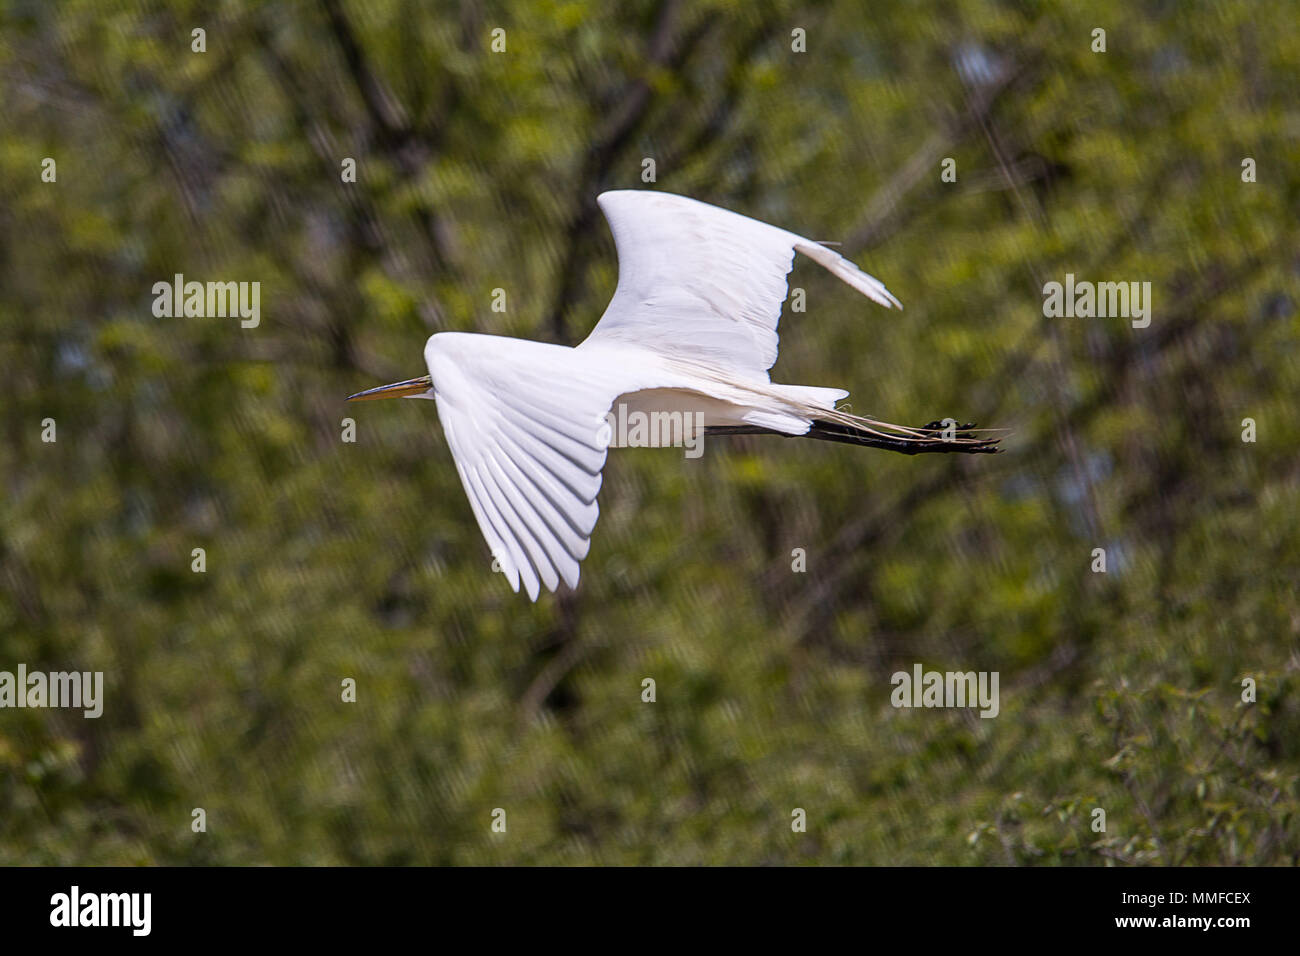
top-left (475, 458), bottom-right (556, 597)
top-left (450, 454), bottom-right (520, 594)
top-left (464, 462), bottom-right (537, 598)
top-left (488, 446), bottom-right (591, 563)
top-left (426, 333), bottom-right (623, 600)
top-left (485, 451), bottom-right (582, 587)
top-left (580, 190), bottom-right (900, 378)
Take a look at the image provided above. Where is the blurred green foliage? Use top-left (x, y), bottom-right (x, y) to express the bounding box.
top-left (0, 0), bottom-right (1297, 865)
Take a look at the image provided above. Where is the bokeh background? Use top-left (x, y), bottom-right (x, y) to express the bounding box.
top-left (1, 0), bottom-right (1297, 865)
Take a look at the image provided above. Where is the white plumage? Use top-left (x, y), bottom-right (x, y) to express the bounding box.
top-left (352, 189), bottom-right (910, 600)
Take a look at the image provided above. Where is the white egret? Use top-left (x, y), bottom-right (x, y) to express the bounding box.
top-left (348, 190), bottom-right (997, 599)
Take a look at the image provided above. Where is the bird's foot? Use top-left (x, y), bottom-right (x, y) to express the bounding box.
top-left (914, 419), bottom-right (1000, 454)
top-left (918, 419), bottom-right (978, 437)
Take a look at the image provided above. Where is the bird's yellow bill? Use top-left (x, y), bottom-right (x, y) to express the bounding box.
top-left (346, 375), bottom-right (432, 402)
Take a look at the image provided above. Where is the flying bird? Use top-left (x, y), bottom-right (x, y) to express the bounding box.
top-left (348, 190), bottom-right (997, 600)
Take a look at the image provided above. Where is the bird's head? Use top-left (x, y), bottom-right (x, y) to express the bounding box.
top-left (345, 374), bottom-right (434, 403)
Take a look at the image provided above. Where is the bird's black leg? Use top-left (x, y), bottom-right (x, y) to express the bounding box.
top-left (705, 423), bottom-right (1000, 455)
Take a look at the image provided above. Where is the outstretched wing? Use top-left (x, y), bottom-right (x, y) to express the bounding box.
top-left (426, 332), bottom-right (629, 601)
top-left (579, 190), bottom-right (900, 378)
